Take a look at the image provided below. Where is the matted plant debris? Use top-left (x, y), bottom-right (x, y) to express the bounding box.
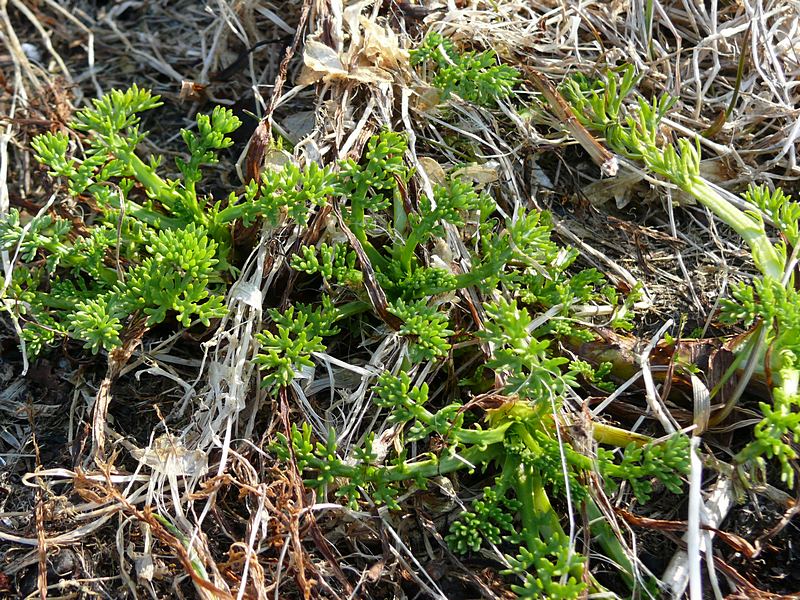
top-left (1, 1), bottom-right (800, 599)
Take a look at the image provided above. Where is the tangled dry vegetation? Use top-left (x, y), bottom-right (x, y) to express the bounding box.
top-left (2, 0), bottom-right (800, 599)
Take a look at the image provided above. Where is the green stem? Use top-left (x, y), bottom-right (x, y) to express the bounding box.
top-left (360, 238), bottom-right (390, 271)
top-left (382, 442), bottom-right (504, 482)
top-left (514, 460), bottom-right (566, 551)
top-left (393, 187), bottom-right (408, 235)
top-left (123, 151), bottom-right (209, 229)
top-left (516, 458), bottom-right (545, 550)
top-left (348, 199), bottom-right (391, 271)
top-left (332, 300), bottom-right (372, 321)
top-left (123, 152), bottom-right (176, 203)
top-left (585, 498), bottom-right (635, 589)
top-left (215, 200), bottom-right (248, 225)
top-left (28, 293), bottom-right (81, 312)
top-left (593, 422), bottom-right (652, 448)
top-left (399, 229), bottom-right (422, 271)
top-left (684, 177), bottom-right (783, 280)
top-left (453, 421), bottom-right (513, 446)
top-left (89, 182), bottom-right (186, 231)
top-left (348, 183), bottom-right (371, 245)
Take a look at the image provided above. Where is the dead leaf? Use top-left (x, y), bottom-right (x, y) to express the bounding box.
top-left (345, 65), bottom-right (394, 84)
top-left (298, 15), bottom-right (408, 87)
top-left (297, 38), bottom-right (348, 85)
top-left (360, 17), bottom-right (409, 72)
top-left (365, 561), bottom-right (385, 583)
top-left (452, 162), bottom-right (499, 188)
top-left (413, 85), bottom-right (443, 111)
top-left (179, 80), bottom-right (207, 103)
top-left (418, 156), bottom-right (448, 186)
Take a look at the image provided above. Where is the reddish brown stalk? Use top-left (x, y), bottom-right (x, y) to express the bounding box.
top-left (332, 200), bottom-right (403, 330)
top-left (615, 508), bottom-right (757, 557)
top-left (278, 388), bottom-right (314, 600)
top-left (245, 0), bottom-right (313, 181)
top-left (90, 319), bottom-right (147, 464)
top-left (74, 469), bottom-right (238, 600)
top-left (519, 65), bottom-right (619, 177)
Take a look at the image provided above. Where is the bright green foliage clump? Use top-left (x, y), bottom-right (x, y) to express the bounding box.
top-left (250, 122), bottom-right (690, 596)
top-left (254, 129), bottom-right (632, 391)
top-left (562, 68), bottom-right (800, 489)
top-left (732, 373), bottom-right (800, 487)
top-left (410, 32), bottom-right (519, 106)
top-left (254, 298), bottom-right (342, 392)
top-left (720, 267), bottom-right (800, 486)
top-left (562, 68), bottom-right (784, 279)
top-left (599, 434), bottom-right (690, 503)
top-left (446, 483), bottom-right (521, 553)
top-left (7, 77), bottom-right (693, 598)
top-left (386, 299), bottom-right (454, 362)
top-left (275, 384), bottom-right (690, 598)
top-left (1, 87), bottom-right (238, 354)
top-left (0, 86), bottom-right (340, 356)
top-left (291, 243), bottom-right (362, 287)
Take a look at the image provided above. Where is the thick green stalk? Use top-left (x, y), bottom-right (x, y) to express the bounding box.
top-left (585, 499), bottom-right (635, 589)
top-left (88, 183), bottom-right (186, 231)
top-left (343, 179), bottom-right (392, 271)
top-left (517, 459), bottom-right (548, 550)
top-left (683, 177), bottom-right (783, 280)
top-left (394, 398), bottom-right (513, 446)
top-left (330, 300), bottom-right (372, 321)
top-left (382, 442), bottom-right (504, 482)
top-left (122, 151), bottom-right (208, 228)
top-left (214, 199), bottom-right (251, 225)
top-left (453, 422), bottom-right (513, 446)
top-left (348, 182), bottom-right (370, 245)
top-left (529, 466), bottom-right (563, 539)
top-left (398, 226), bottom-right (426, 271)
top-left (393, 187), bottom-right (408, 235)
top-left (27, 293), bottom-right (82, 312)
top-left (121, 152), bottom-right (175, 203)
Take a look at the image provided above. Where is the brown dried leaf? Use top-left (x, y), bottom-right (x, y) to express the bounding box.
top-left (297, 38), bottom-right (347, 85)
top-left (413, 85), bottom-right (443, 111)
top-left (452, 162), bottom-right (499, 188)
top-left (298, 14), bottom-right (408, 87)
top-left (359, 17), bottom-right (409, 72)
top-left (418, 156), bottom-right (448, 186)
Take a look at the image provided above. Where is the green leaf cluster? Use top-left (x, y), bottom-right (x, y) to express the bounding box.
top-left (278, 371), bottom-right (689, 598)
top-left (561, 67), bottom-right (784, 279)
top-left (720, 277), bottom-right (800, 485)
top-left (291, 243), bottom-right (362, 287)
top-left (268, 218), bottom-right (689, 594)
top-left (599, 434), bottom-right (690, 503)
top-left (1, 86), bottom-right (343, 356)
top-left (410, 32), bottom-right (520, 107)
top-left (736, 375), bottom-right (800, 488)
top-left (2, 87), bottom-right (240, 354)
top-left (502, 533), bottom-right (587, 599)
top-left (254, 128), bottom-right (616, 396)
top-left (246, 109), bottom-right (687, 595)
top-left (563, 67), bottom-right (800, 489)
top-left (254, 298), bottom-right (341, 392)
